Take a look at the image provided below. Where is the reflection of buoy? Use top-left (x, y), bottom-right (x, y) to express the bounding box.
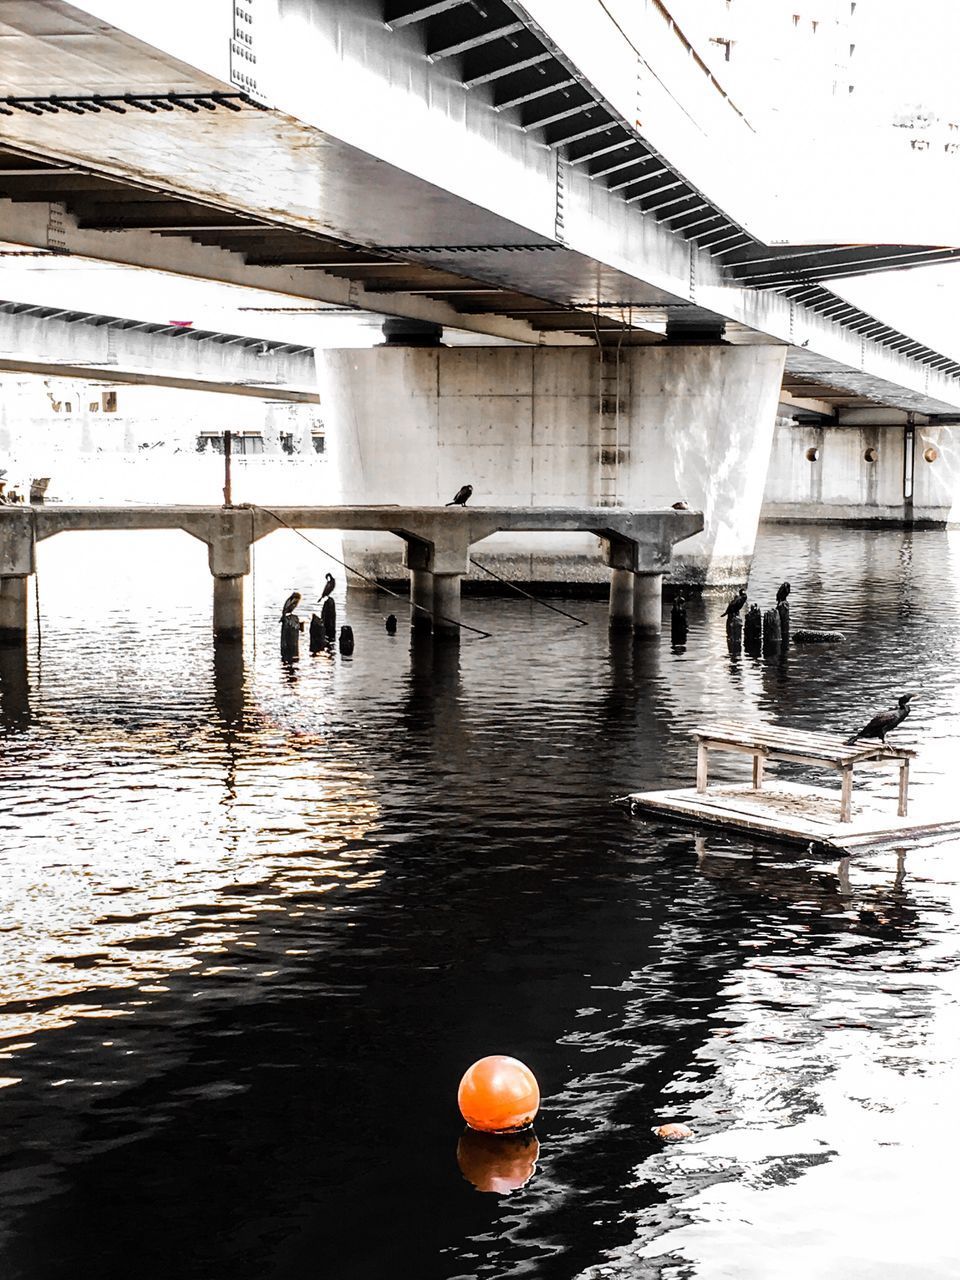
top-left (653, 1122), bottom-right (693, 1141)
top-left (458, 1055), bottom-right (540, 1133)
top-left (457, 1127), bottom-right (539, 1193)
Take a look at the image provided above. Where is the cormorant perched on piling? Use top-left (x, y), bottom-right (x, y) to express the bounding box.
top-left (846, 693), bottom-right (917, 745)
top-left (280, 591), bottom-right (301, 618)
top-left (722, 590), bottom-right (748, 621)
top-left (446, 484), bottom-right (473, 507)
top-left (776, 581), bottom-right (791, 604)
top-left (319, 573), bottom-right (335, 600)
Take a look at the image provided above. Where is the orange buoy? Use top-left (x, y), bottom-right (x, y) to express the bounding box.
top-left (653, 1122), bottom-right (693, 1141)
top-left (457, 1055), bottom-right (540, 1133)
top-left (457, 1128), bottom-right (540, 1193)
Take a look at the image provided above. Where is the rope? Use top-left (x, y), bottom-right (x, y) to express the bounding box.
top-left (252, 504), bottom-right (493, 639)
top-left (250, 533), bottom-right (257, 657)
top-left (33, 568), bottom-right (41, 655)
top-left (469, 556), bottom-right (588, 626)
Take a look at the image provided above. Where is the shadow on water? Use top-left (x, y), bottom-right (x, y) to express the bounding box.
top-left (0, 526), bottom-right (958, 1278)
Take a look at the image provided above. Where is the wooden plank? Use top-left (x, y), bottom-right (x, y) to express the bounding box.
top-left (691, 722), bottom-right (915, 764)
top-left (899, 759), bottom-right (909, 818)
top-left (840, 767), bottom-right (853, 822)
top-left (696, 741), bottom-right (708, 793)
top-left (693, 721), bottom-right (917, 759)
top-left (752, 754), bottom-right (764, 789)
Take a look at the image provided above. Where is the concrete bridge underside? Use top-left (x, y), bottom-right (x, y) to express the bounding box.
top-left (0, 299), bottom-right (319, 401)
top-left (0, 503), bottom-right (702, 643)
top-left (1, 0), bottom-right (959, 584)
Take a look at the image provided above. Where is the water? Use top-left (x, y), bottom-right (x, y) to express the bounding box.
top-left (1, 524), bottom-right (959, 1279)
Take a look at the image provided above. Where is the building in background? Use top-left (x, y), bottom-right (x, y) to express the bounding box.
top-left (0, 374), bottom-right (326, 505)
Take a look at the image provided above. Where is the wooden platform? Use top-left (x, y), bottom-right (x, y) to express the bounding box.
top-left (630, 781), bottom-right (960, 852)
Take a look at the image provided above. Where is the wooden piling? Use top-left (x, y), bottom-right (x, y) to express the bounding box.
top-left (321, 597), bottom-right (336, 640)
top-left (339, 625), bottom-right (355, 655)
top-left (744, 604), bottom-right (762, 653)
top-left (280, 612), bottom-right (301, 659)
top-left (309, 613), bottom-right (325, 652)
top-left (776, 600), bottom-right (790, 645)
top-left (762, 607), bottom-right (781, 653)
top-left (670, 597), bottom-right (687, 645)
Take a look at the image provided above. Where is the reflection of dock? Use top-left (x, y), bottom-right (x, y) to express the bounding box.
top-left (632, 781), bottom-right (960, 851)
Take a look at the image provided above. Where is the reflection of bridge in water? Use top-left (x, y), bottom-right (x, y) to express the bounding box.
top-left (0, 503), bottom-right (702, 644)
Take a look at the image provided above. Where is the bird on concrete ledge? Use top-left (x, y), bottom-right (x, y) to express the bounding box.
top-left (446, 484), bottom-right (473, 507)
top-left (846, 693), bottom-right (917, 744)
top-left (671, 500), bottom-right (690, 511)
top-left (280, 590), bottom-right (302, 618)
top-left (319, 573), bottom-right (335, 600)
top-left (722, 589), bottom-right (748, 620)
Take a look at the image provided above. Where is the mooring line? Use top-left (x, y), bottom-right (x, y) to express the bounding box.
top-left (33, 568), bottom-right (42, 656)
top-left (251, 504), bottom-right (493, 640)
top-left (468, 555), bottom-right (589, 626)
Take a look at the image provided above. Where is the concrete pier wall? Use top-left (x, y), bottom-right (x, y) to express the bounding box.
top-left (320, 344), bottom-right (785, 586)
top-left (763, 420), bottom-right (960, 524)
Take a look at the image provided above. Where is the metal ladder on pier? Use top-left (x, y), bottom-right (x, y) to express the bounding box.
top-left (597, 344), bottom-right (624, 507)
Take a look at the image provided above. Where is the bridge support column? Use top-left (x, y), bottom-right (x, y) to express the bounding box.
top-left (203, 510), bottom-right (253, 645)
top-left (432, 573), bottom-right (462, 639)
top-left (213, 576), bottom-right (244, 642)
top-left (608, 569), bottom-right (635, 632)
top-left (409, 569), bottom-right (434, 632)
top-left (0, 577), bottom-right (28, 646)
top-left (321, 342), bottom-right (786, 587)
top-left (633, 572), bottom-right (663, 638)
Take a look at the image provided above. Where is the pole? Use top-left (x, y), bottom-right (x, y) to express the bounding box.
top-left (223, 430), bottom-right (233, 507)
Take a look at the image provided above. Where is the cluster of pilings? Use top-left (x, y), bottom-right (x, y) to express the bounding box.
top-left (727, 598), bottom-right (790, 656)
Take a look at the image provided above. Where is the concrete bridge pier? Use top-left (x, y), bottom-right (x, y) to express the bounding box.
top-left (608, 569), bottom-right (636, 632)
top-left (203, 510), bottom-right (253, 644)
top-left (633, 573), bottom-right (664, 638)
top-left (409, 570), bottom-right (434, 632)
top-left (0, 577), bottom-right (29, 646)
top-left (212, 576), bottom-right (244, 642)
top-left (0, 516), bottom-right (35, 646)
top-left (432, 574), bottom-right (462, 637)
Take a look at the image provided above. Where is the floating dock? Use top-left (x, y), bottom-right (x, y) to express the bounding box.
top-left (631, 720), bottom-right (960, 852)
top-left (631, 781), bottom-right (960, 851)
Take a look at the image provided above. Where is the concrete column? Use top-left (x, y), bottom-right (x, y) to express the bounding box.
top-left (320, 342), bottom-right (786, 586)
top-left (410, 568), bottom-right (433, 632)
top-left (608, 568), bottom-right (635, 631)
top-left (633, 573), bottom-right (663, 638)
top-left (213, 576), bottom-right (244, 642)
top-left (432, 573), bottom-right (462, 638)
top-left (0, 577), bottom-right (28, 646)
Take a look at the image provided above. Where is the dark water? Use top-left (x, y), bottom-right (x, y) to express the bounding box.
top-left (1, 525), bottom-right (959, 1279)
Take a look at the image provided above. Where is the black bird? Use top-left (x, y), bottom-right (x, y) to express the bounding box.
top-left (319, 573), bottom-right (335, 600)
top-left (846, 693), bottom-right (917, 745)
top-left (280, 590), bottom-right (301, 618)
top-left (446, 484), bottom-right (473, 507)
top-left (722, 590), bottom-right (748, 620)
top-left (776, 581), bottom-right (791, 604)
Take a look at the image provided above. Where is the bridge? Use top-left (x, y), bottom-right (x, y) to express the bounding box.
top-left (0, 299), bottom-right (319, 400)
top-left (0, 0), bottom-right (958, 586)
top-left (0, 503), bottom-right (702, 643)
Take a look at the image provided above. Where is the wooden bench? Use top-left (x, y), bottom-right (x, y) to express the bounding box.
top-left (691, 720), bottom-right (916, 823)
